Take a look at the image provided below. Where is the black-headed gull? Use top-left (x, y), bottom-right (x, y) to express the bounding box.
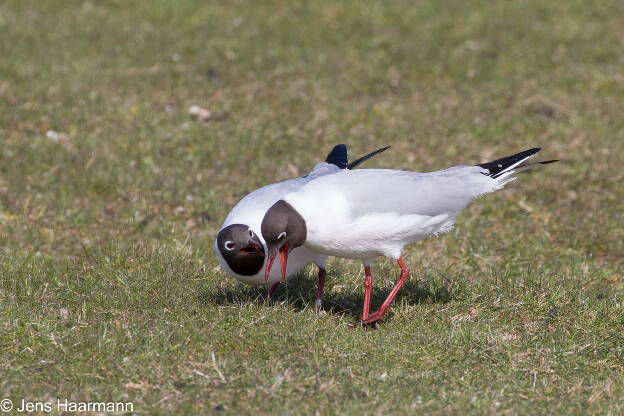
top-left (215, 144), bottom-right (390, 307)
top-left (260, 148), bottom-right (557, 324)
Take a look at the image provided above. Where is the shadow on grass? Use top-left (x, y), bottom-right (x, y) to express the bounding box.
top-left (202, 271), bottom-right (458, 322)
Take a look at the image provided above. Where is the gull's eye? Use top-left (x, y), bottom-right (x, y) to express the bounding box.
top-left (277, 231), bottom-right (287, 241)
top-left (249, 230), bottom-right (254, 238)
top-left (224, 241), bottom-right (235, 250)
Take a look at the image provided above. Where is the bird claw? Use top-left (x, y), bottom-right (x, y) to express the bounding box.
top-left (361, 312), bottom-right (382, 326)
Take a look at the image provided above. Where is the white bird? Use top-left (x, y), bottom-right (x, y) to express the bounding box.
top-left (260, 148), bottom-right (557, 324)
top-left (214, 144), bottom-right (389, 306)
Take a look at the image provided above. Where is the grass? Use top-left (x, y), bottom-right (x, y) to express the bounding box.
top-left (1, 0), bottom-right (623, 414)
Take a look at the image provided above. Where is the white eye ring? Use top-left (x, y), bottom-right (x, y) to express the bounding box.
top-left (277, 232), bottom-right (287, 240)
top-left (249, 229), bottom-right (254, 238)
top-left (224, 241), bottom-right (235, 250)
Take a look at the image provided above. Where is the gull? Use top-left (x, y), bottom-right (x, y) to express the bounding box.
top-left (260, 148), bottom-right (557, 324)
top-left (215, 144), bottom-right (389, 307)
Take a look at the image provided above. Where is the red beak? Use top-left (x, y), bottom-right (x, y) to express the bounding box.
top-left (279, 243), bottom-right (289, 283)
top-left (241, 240), bottom-right (264, 255)
top-left (264, 243), bottom-right (289, 284)
top-left (265, 254), bottom-right (276, 284)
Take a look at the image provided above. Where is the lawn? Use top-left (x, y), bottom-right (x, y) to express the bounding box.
top-left (1, 0), bottom-right (623, 414)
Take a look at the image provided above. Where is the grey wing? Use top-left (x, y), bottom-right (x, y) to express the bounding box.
top-left (303, 162), bottom-right (342, 179)
top-left (334, 168), bottom-right (499, 218)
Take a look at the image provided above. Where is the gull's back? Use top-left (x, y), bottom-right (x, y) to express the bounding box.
top-left (220, 162), bottom-right (342, 235)
top-left (284, 167), bottom-right (503, 260)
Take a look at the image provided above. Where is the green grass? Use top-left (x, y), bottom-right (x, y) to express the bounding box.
top-left (1, 0), bottom-right (623, 414)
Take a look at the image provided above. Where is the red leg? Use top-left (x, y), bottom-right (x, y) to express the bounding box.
top-left (362, 258), bottom-right (409, 325)
top-left (263, 282), bottom-right (280, 302)
top-left (362, 266), bottom-right (373, 321)
top-left (315, 268), bottom-right (326, 310)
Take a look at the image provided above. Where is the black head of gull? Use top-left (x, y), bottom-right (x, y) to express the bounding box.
top-left (260, 200), bottom-right (307, 283)
top-left (216, 224), bottom-right (265, 276)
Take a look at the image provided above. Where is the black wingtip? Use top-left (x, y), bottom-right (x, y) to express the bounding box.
top-left (325, 144), bottom-right (348, 169)
top-left (347, 146), bottom-right (391, 170)
top-left (478, 148), bottom-right (542, 177)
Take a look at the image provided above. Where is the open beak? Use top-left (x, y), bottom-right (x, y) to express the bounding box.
top-left (240, 240), bottom-right (264, 255)
top-left (264, 243), bottom-right (289, 284)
